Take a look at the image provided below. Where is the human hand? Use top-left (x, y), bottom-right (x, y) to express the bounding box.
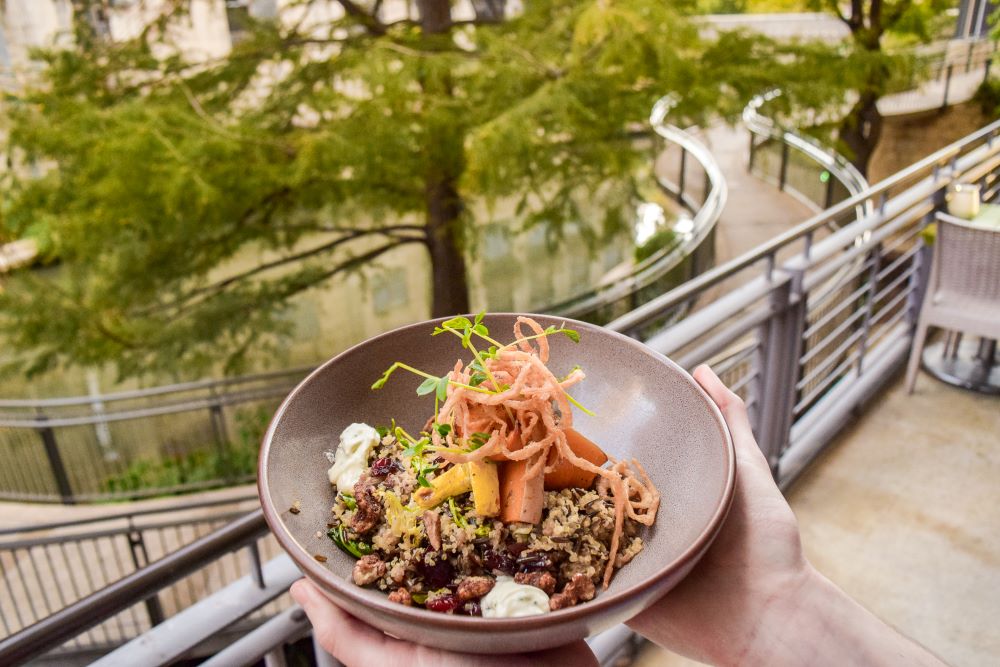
top-left (290, 578), bottom-right (598, 667)
top-left (626, 365), bottom-right (809, 665)
top-left (628, 365), bottom-right (945, 667)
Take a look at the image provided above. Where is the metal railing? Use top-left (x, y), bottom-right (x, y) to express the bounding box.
top-left (0, 102), bottom-right (726, 504)
top-left (746, 90), bottom-right (869, 213)
top-left (0, 367), bottom-right (312, 503)
top-left (0, 495), bottom-right (287, 663)
top-left (548, 98), bottom-right (727, 322)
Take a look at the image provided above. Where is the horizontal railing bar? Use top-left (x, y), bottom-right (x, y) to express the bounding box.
top-left (0, 510), bottom-right (268, 666)
top-left (674, 303), bottom-right (775, 371)
top-left (198, 604), bottom-right (310, 667)
top-left (870, 287), bottom-right (913, 328)
top-left (728, 370), bottom-right (759, 395)
top-left (797, 328), bottom-right (866, 390)
top-left (795, 348), bottom-right (863, 413)
top-left (0, 511), bottom-right (250, 549)
top-left (872, 266), bottom-right (918, 307)
top-left (640, 275), bottom-right (781, 356)
top-left (0, 366), bottom-right (312, 409)
top-left (0, 494), bottom-right (259, 536)
top-left (866, 304), bottom-right (910, 350)
top-left (800, 307), bottom-right (869, 365)
top-left (879, 223), bottom-right (924, 257)
top-left (91, 554), bottom-right (300, 667)
top-left (803, 279), bottom-right (872, 339)
top-left (0, 385), bottom-right (291, 428)
top-left (805, 255), bottom-right (875, 312)
top-left (799, 201), bottom-right (932, 292)
top-left (710, 340), bottom-right (761, 377)
top-left (875, 245), bottom-right (921, 284)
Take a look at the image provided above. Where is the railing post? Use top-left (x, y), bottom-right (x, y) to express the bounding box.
top-left (778, 141), bottom-right (790, 191)
top-left (36, 418), bottom-right (74, 504)
top-left (942, 64), bottom-right (954, 109)
top-left (824, 171), bottom-right (835, 208)
top-left (748, 131), bottom-right (757, 173)
top-left (125, 524), bottom-right (166, 627)
top-left (678, 147), bottom-right (688, 202)
top-left (753, 273), bottom-right (804, 477)
top-left (967, 40), bottom-right (975, 72)
top-left (985, 58), bottom-right (992, 85)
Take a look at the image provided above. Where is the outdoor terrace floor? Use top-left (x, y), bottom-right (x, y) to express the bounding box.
top-left (638, 370), bottom-right (1000, 667)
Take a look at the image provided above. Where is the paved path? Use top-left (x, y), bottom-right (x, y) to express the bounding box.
top-left (699, 123), bottom-right (815, 264)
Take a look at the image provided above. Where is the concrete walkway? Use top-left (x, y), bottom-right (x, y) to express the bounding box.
top-left (636, 373), bottom-right (1000, 667)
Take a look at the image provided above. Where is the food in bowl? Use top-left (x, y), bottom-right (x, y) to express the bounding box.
top-left (321, 314), bottom-right (660, 617)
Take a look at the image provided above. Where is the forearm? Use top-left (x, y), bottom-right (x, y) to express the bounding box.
top-left (636, 566), bottom-right (946, 667)
top-left (748, 569), bottom-right (945, 667)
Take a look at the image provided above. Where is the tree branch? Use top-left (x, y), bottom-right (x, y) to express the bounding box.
top-left (337, 0), bottom-right (386, 36)
top-left (138, 227), bottom-right (424, 317)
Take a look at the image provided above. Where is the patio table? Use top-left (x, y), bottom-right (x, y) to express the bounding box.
top-left (920, 205), bottom-right (1000, 395)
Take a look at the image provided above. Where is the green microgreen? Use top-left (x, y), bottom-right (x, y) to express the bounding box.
top-left (448, 497), bottom-right (469, 530)
top-left (328, 525), bottom-right (373, 559)
top-left (411, 592), bottom-right (428, 604)
top-left (466, 432), bottom-right (491, 451)
top-left (474, 523), bottom-right (492, 537)
top-left (435, 423), bottom-right (451, 438)
top-left (398, 427), bottom-right (437, 488)
top-left (338, 492), bottom-right (357, 511)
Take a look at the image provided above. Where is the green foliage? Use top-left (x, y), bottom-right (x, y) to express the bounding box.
top-left (634, 228), bottom-right (679, 263)
top-left (101, 405), bottom-right (269, 495)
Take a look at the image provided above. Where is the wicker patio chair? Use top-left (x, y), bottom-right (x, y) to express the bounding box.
top-left (905, 211), bottom-right (1000, 393)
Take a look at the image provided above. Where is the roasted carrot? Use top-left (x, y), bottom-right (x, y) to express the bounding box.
top-left (543, 428), bottom-right (609, 490)
top-left (499, 456), bottom-right (545, 524)
top-left (487, 429), bottom-right (523, 462)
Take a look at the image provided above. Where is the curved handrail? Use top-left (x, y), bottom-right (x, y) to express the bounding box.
top-left (547, 96), bottom-right (728, 318)
top-left (743, 89), bottom-right (871, 217)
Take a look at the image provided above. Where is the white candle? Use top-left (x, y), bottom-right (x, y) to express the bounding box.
top-left (947, 184), bottom-right (980, 219)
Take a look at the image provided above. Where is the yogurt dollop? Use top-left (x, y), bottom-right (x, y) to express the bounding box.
top-left (481, 576), bottom-right (550, 618)
top-left (327, 423), bottom-right (381, 491)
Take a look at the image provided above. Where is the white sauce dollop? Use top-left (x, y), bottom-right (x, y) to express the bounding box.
top-left (327, 423), bottom-right (381, 491)
top-left (481, 576), bottom-right (551, 618)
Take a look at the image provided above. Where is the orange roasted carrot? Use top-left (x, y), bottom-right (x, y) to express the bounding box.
top-left (543, 428), bottom-right (609, 490)
top-left (499, 456), bottom-right (545, 524)
top-left (487, 429), bottom-right (523, 462)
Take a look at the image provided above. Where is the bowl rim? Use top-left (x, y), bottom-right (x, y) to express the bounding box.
top-left (258, 312), bottom-right (735, 629)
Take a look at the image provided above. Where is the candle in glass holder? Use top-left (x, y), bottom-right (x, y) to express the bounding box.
top-left (947, 183), bottom-right (981, 219)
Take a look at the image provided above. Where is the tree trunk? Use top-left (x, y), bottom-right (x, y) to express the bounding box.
top-left (839, 92), bottom-right (883, 179)
top-left (425, 176), bottom-right (470, 317)
top-left (416, 0), bottom-right (452, 34)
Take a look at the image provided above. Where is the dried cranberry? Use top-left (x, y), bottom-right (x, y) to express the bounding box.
top-left (417, 557), bottom-right (456, 589)
top-left (482, 547), bottom-right (515, 575)
top-left (369, 457), bottom-right (401, 477)
top-left (506, 542), bottom-right (529, 556)
top-left (457, 601), bottom-right (482, 616)
top-left (425, 594), bottom-right (459, 613)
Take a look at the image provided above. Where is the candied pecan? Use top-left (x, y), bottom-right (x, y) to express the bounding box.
top-left (514, 571), bottom-right (557, 596)
top-left (422, 510), bottom-right (442, 551)
top-left (387, 587), bottom-right (412, 606)
top-left (456, 576), bottom-right (495, 602)
top-left (350, 477), bottom-right (383, 535)
top-left (352, 554), bottom-right (387, 585)
top-left (549, 573), bottom-right (596, 610)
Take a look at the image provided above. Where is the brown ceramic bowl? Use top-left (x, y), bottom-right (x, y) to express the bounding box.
top-left (259, 313), bottom-right (734, 653)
